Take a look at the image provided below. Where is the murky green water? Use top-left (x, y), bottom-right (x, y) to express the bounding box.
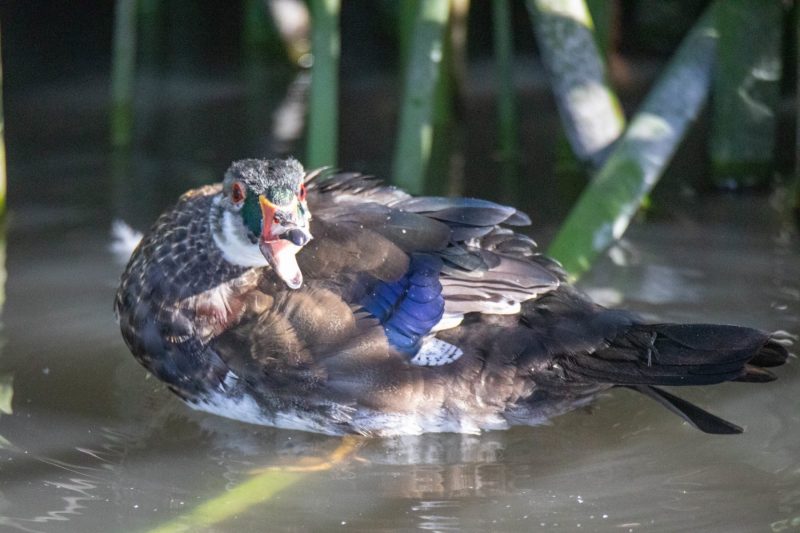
top-left (0, 175), bottom-right (797, 532)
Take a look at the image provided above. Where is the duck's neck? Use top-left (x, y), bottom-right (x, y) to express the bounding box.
top-left (209, 196), bottom-right (270, 269)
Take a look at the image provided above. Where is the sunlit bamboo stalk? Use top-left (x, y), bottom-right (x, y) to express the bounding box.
top-left (492, 0), bottom-right (519, 201)
top-left (265, 0), bottom-right (312, 65)
top-left (710, 0), bottom-right (782, 189)
top-left (526, 0), bottom-right (625, 169)
top-left (392, 0), bottom-right (451, 194)
top-left (110, 0), bottom-right (138, 148)
top-left (547, 4), bottom-right (719, 279)
top-left (424, 0), bottom-right (469, 196)
top-left (306, 0), bottom-right (340, 168)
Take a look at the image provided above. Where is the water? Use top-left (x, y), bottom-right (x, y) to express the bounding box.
top-left (0, 172), bottom-right (796, 533)
top-left (1, 59), bottom-right (798, 532)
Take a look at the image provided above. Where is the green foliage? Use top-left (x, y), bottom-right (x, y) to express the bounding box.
top-left (710, 0), bottom-right (782, 188)
top-left (392, 0), bottom-right (451, 194)
top-left (0, 23), bottom-right (5, 219)
top-left (493, 0), bottom-right (520, 201)
top-left (306, 0), bottom-right (341, 168)
top-left (547, 5), bottom-right (719, 279)
top-left (526, 0), bottom-right (625, 169)
top-left (110, 0), bottom-right (137, 148)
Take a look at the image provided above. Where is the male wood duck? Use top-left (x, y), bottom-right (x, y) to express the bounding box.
top-left (115, 158), bottom-right (788, 436)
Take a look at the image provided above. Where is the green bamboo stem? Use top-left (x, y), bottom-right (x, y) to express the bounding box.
top-left (398, 0), bottom-right (422, 74)
top-left (710, 0), bottom-right (782, 188)
top-left (264, 0), bottom-right (311, 66)
top-left (795, 0), bottom-right (800, 217)
top-left (586, 0), bottom-right (614, 58)
top-left (306, 0), bottom-right (340, 169)
top-left (0, 25), bottom-right (6, 219)
top-left (547, 4), bottom-right (718, 279)
top-left (392, 0), bottom-right (451, 194)
top-left (492, 0), bottom-right (519, 201)
top-left (110, 0), bottom-right (138, 148)
top-left (527, 0), bottom-right (625, 169)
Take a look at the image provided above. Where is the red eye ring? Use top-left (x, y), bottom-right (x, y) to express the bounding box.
top-left (298, 184), bottom-right (307, 202)
top-left (273, 215), bottom-right (281, 225)
top-left (231, 182), bottom-right (245, 204)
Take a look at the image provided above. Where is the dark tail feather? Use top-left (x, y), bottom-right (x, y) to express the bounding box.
top-left (562, 324), bottom-right (789, 386)
top-left (560, 324), bottom-right (789, 433)
top-left (626, 385), bottom-right (743, 435)
top-left (749, 338), bottom-right (790, 367)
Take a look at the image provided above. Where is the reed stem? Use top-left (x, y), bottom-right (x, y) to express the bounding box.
top-left (547, 4), bottom-right (718, 278)
top-left (110, 0), bottom-right (138, 148)
top-left (710, 0), bottom-right (783, 188)
top-left (492, 0), bottom-right (519, 201)
top-left (392, 0), bottom-right (451, 194)
top-left (306, 0), bottom-right (340, 168)
top-left (526, 0), bottom-right (625, 169)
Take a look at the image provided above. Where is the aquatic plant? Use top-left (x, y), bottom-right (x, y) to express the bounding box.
top-left (493, 0), bottom-right (520, 200)
top-left (710, 0), bottom-right (782, 188)
top-left (0, 22), bottom-right (6, 219)
top-left (306, 0), bottom-right (340, 168)
top-left (110, 0), bottom-right (137, 148)
top-left (547, 4), bottom-right (718, 278)
top-left (392, 0), bottom-right (451, 194)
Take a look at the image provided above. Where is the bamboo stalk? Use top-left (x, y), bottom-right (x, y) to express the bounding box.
top-left (547, 4), bottom-right (718, 279)
top-left (265, 0), bottom-right (311, 65)
top-left (526, 0), bottom-right (625, 169)
top-left (795, 0), bottom-right (800, 217)
top-left (710, 0), bottom-right (782, 188)
top-left (306, 0), bottom-right (340, 168)
top-left (585, 0), bottom-right (614, 59)
top-left (398, 0), bottom-right (422, 74)
top-left (392, 0), bottom-right (451, 194)
top-left (0, 24), bottom-right (6, 219)
top-left (492, 0), bottom-right (519, 201)
top-left (110, 0), bottom-right (138, 148)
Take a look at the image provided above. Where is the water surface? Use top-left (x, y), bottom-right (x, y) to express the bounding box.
top-left (0, 182), bottom-right (797, 533)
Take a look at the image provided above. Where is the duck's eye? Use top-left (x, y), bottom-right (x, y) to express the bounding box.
top-left (273, 215), bottom-right (281, 225)
top-left (232, 182), bottom-right (245, 204)
top-left (298, 184), bottom-right (307, 202)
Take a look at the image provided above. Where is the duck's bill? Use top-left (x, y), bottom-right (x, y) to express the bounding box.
top-left (260, 239), bottom-right (303, 289)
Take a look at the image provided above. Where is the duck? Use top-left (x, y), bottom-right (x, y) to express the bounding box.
top-left (114, 157), bottom-right (789, 436)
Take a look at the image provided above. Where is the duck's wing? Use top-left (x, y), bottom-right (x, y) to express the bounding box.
top-left (305, 170), bottom-right (562, 322)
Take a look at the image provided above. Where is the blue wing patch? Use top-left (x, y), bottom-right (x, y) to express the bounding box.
top-left (362, 254), bottom-right (445, 354)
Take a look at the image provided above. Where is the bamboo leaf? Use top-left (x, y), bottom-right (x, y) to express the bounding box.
top-left (547, 4), bottom-right (718, 279)
top-left (392, 0), bottom-right (451, 194)
top-left (306, 0), bottom-right (340, 168)
top-left (526, 0), bottom-right (625, 169)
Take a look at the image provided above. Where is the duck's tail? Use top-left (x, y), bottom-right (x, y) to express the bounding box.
top-left (560, 324), bottom-right (791, 434)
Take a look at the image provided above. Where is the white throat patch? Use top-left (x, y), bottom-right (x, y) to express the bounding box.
top-left (212, 207), bottom-right (269, 268)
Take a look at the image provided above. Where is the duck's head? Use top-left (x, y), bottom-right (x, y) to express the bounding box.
top-left (213, 158), bottom-right (312, 289)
